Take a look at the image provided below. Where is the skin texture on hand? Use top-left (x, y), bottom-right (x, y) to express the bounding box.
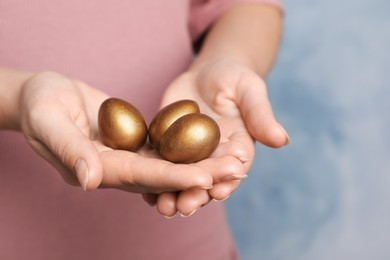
top-left (14, 71), bottom-right (215, 194)
top-left (146, 3), bottom-right (288, 218)
top-left (149, 59), bottom-right (289, 217)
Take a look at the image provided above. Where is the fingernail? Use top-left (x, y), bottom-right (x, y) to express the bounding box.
top-left (213, 194), bottom-right (230, 202)
top-left (164, 214), bottom-right (175, 219)
top-left (198, 185), bottom-right (214, 190)
top-left (180, 208), bottom-right (198, 218)
top-left (281, 126), bottom-right (290, 146)
top-left (75, 158), bottom-right (89, 191)
top-left (219, 174), bottom-right (248, 182)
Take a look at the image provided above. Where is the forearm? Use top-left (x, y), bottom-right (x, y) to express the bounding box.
top-left (191, 3), bottom-right (283, 77)
top-left (0, 67), bottom-right (33, 130)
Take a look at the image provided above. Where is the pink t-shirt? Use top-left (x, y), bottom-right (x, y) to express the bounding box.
top-left (0, 1), bottom-right (282, 259)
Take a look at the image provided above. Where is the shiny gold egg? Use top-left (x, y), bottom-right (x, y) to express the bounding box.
top-left (149, 100), bottom-right (199, 149)
top-left (159, 113), bottom-right (221, 163)
top-left (98, 98), bottom-right (147, 152)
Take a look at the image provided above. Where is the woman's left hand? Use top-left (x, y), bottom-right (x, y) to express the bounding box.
top-left (143, 58), bottom-right (289, 218)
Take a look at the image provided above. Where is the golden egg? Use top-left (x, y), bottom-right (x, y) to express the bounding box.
top-left (149, 100), bottom-right (199, 149)
top-left (98, 98), bottom-right (147, 152)
top-left (159, 113), bottom-right (221, 163)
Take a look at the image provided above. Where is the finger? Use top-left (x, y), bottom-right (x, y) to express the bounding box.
top-left (142, 193), bottom-right (158, 207)
top-left (236, 75), bottom-right (289, 147)
top-left (212, 127), bottom-right (255, 165)
top-left (156, 192), bottom-right (178, 218)
top-left (177, 188), bottom-right (211, 217)
top-left (208, 180), bottom-right (241, 201)
top-left (195, 155), bottom-right (248, 183)
top-left (100, 150), bottom-right (213, 193)
top-left (26, 112), bottom-right (103, 191)
top-left (214, 130), bottom-right (253, 159)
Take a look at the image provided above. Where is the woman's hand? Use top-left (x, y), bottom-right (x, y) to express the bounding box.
top-left (147, 3), bottom-right (286, 218)
top-left (148, 59), bottom-right (289, 217)
top-left (17, 71), bottom-right (214, 194)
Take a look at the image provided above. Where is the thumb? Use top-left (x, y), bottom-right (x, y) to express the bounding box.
top-left (71, 140), bottom-right (103, 191)
top-left (237, 76), bottom-right (289, 148)
top-left (56, 114), bottom-right (103, 191)
top-left (26, 112), bottom-right (103, 191)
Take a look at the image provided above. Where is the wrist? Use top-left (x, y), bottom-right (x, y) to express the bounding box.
top-left (0, 68), bottom-right (34, 130)
top-left (189, 3), bottom-right (282, 78)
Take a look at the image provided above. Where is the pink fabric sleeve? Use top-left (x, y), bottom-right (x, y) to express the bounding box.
top-left (189, 0), bottom-right (283, 40)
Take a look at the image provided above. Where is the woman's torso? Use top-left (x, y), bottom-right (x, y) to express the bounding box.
top-left (0, 1), bottom-right (236, 259)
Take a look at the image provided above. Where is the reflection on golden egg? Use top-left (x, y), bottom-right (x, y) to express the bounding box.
top-left (98, 98), bottom-right (147, 152)
top-left (149, 100), bottom-right (221, 163)
top-left (149, 100), bottom-right (199, 150)
top-left (158, 113), bottom-right (221, 164)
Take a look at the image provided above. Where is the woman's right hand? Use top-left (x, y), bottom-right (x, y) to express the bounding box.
top-left (15, 71), bottom-right (213, 194)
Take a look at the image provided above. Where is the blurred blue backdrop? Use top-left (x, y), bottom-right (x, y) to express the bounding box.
top-left (226, 0), bottom-right (390, 259)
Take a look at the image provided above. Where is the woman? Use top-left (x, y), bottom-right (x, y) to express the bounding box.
top-left (0, 0), bottom-right (288, 259)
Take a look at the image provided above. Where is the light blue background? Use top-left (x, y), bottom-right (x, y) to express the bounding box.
top-left (226, 0), bottom-right (390, 259)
